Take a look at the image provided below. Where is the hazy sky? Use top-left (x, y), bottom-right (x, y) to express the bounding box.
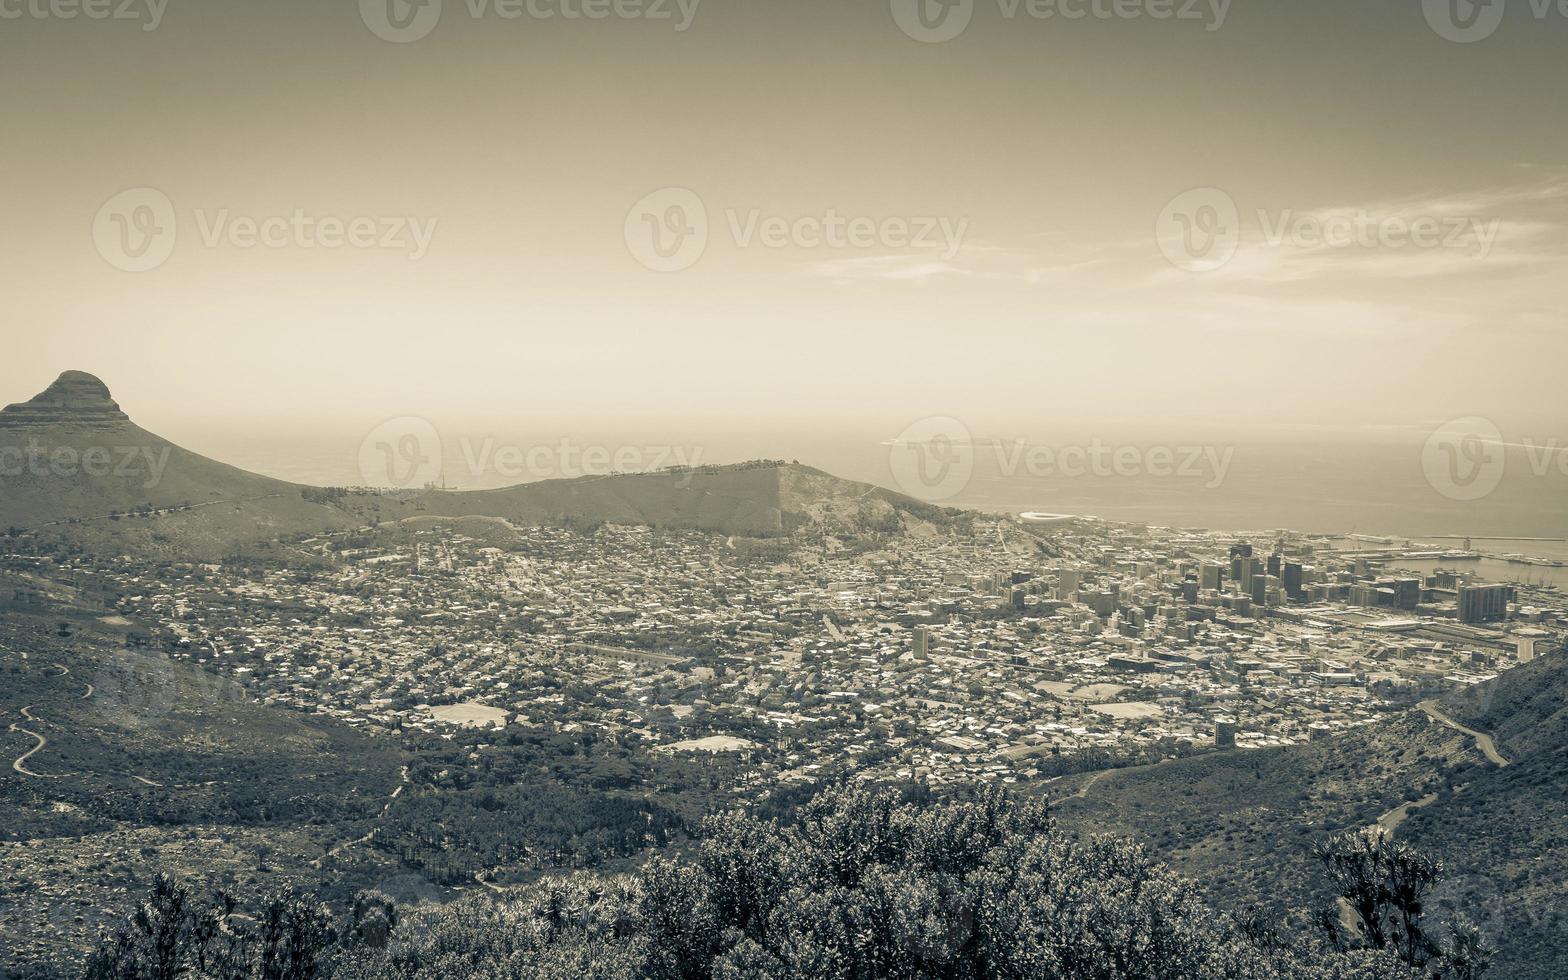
top-left (2, 0), bottom-right (1565, 457)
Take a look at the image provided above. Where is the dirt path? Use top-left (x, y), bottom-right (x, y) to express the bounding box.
top-left (313, 766), bottom-right (410, 867)
top-left (9, 706), bottom-right (57, 778)
top-left (1047, 768), bottom-right (1112, 802)
top-left (31, 493), bottom-right (286, 529)
top-left (1072, 770), bottom-right (1110, 800)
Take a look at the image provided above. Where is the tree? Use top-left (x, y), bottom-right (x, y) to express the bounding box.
top-left (83, 878), bottom-right (336, 980)
top-left (1315, 830), bottom-right (1490, 976)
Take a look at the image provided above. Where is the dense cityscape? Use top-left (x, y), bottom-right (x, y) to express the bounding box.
top-left (32, 511), bottom-right (1560, 792)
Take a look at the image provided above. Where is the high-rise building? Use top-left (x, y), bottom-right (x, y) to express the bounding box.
top-left (1200, 563), bottom-right (1223, 591)
top-left (1283, 561), bottom-right (1304, 600)
top-left (1215, 716), bottom-right (1238, 748)
top-left (912, 627), bottom-right (929, 659)
top-left (1057, 568), bottom-right (1083, 600)
top-left (1458, 584), bottom-right (1512, 624)
top-left (1232, 557), bottom-right (1253, 592)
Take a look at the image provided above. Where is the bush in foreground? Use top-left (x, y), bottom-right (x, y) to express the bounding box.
top-left (86, 786), bottom-right (1487, 980)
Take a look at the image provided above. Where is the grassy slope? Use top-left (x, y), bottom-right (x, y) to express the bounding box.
top-left (1049, 712), bottom-right (1480, 915)
top-left (0, 421), bottom-right (358, 558)
top-left (5, 424), bottom-right (949, 558)
top-left (0, 598), bottom-right (407, 977)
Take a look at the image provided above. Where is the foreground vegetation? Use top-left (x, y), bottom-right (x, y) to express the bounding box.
top-left (83, 786), bottom-right (1490, 980)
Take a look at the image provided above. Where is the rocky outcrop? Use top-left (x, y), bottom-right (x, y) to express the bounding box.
top-left (0, 371), bottom-right (130, 427)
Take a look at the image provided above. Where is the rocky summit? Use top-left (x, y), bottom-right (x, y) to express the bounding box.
top-left (0, 371), bottom-right (130, 427)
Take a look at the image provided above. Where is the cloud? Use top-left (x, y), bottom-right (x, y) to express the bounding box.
top-left (810, 243), bottom-right (1109, 284)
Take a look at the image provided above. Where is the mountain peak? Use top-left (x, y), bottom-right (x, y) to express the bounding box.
top-left (0, 371), bottom-right (129, 427)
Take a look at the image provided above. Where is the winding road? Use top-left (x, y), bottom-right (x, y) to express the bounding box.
top-left (1418, 700), bottom-right (1510, 767)
top-left (9, 706), bottom-right (58, 778)
top-left (1356, 700), bottom-right (1511, 845)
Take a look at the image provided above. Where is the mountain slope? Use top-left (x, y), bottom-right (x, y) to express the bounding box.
top-left (2, 372), bottom-right (952, 558)
top-left (0, 580), bottom-right (407, 976)
top-left (0, 372), bottom-right (359, 556)
top-left (383, 461), bottom-right (949, 538)
top-left (1440, 648), bottom-right (1568, 759)
top-left (1051, 649), bottom-right (1568, 979)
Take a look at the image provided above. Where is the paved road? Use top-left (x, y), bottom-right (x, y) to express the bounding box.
top-left (1375, 792), bottom-right (1439, 835)
top-left (1419, 700), bottom-right (1510, 767)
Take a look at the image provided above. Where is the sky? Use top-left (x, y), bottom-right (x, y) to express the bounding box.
top-left (1, 0), bottom-right (1565, 476)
